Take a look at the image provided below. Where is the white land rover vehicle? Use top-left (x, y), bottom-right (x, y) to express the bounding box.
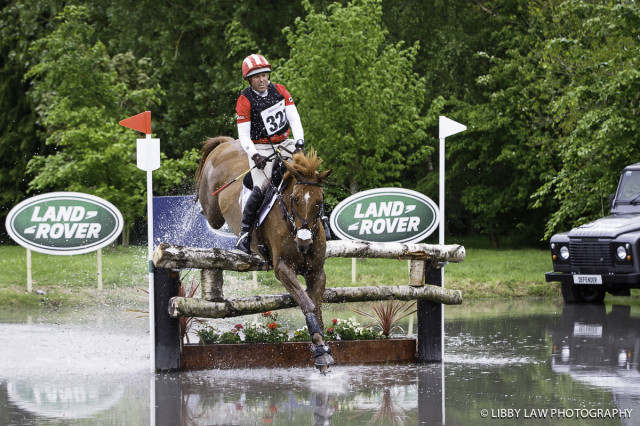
top-left (546, 162), bottom-right (640, 303)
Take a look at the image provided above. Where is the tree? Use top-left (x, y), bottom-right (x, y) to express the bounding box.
top-left (532, 1), bottom-right (640, 238)
top-left (25, 5), bottom-right (164, 243)
top-left (278, 0), bottom-right (432, 204)
top-left (0, 1), bottom-right (66, 242)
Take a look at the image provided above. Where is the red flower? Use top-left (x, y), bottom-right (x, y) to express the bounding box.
top-left (235, 324), bottom-right (243, 330)
top-left (327, 328), bottom-right (334, 333)
top-left (262, 311), bottom-right (271, 317)
top-left (332, 319), bottom-right (338, 324)
top-left (268, 322), bottom-right (278, 330)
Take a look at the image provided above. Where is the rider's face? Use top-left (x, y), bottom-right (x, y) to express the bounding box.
top-left (248, 72), bottom-right (269, 93)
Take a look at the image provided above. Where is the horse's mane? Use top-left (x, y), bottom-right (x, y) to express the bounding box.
top-left (286, 149), bottom-right (323, 182)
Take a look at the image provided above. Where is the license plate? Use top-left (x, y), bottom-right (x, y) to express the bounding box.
top-left (573, 275), bottom-right (602, 285)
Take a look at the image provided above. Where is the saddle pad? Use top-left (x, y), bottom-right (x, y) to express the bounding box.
top-left (240, 186), bottom-right (278, 227)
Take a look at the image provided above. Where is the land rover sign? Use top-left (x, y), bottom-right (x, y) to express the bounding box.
top-left (330, 188), bottom-right (439, 243)
top-left (5, 192), bottom-right (124, 255)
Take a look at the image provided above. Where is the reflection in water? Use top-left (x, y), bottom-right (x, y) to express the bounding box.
top-left (2, 301), bottom-right (640, 424)
top-left (548, 304), bottom-right (640, 425)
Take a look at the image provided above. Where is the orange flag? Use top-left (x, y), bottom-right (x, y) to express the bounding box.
top-left (119, 111), bottom-right (151, 134)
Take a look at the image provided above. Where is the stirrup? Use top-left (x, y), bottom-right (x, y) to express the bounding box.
top-left (235, 231), bottom-right (251, 254)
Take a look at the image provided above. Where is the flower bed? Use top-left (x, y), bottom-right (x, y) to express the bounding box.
top-left (183, 311), bottom-right (416, 370)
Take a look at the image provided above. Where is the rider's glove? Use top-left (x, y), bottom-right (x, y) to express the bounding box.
top-left (294, 139), bottom-right (305, 155)
top-left (252, 153), bottom-right (268, 170)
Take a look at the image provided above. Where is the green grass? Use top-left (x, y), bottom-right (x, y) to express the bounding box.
top-left (0, 245), bottom-right (148, 309)
top-left (0, 239), bottom-right (594, 309)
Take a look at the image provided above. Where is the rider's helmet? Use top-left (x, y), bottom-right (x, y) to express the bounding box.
top-left (242, 54), bottom-right (272, 79)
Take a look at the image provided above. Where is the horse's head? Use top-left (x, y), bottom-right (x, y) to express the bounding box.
top-left (283, 150), bottom-right (332, 254)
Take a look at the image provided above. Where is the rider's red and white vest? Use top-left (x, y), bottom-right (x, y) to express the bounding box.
top-left (236, 82), bottom-right (295, 144)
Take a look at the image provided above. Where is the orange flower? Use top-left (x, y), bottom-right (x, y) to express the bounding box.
top-left (268, 322), bottom-right (278, 330)
top-left (262, 311), bottom-right (271, 317)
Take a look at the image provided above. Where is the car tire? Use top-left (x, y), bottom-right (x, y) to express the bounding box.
top-left (561, 282), bottom-right (605, 304)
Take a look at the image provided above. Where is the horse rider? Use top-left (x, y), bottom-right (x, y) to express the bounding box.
top-left (235, 53), bottom-right (305, 254)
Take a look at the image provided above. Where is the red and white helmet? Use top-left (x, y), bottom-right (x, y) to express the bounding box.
top-left (242, 54), bottom-right (272, 79)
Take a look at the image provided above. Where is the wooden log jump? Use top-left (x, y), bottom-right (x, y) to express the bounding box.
top-left (152, 239), bottom-right (465, 369)
top-left (153, 240), bottom-right (464, 319)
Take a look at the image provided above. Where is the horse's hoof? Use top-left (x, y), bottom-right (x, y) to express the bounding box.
top-left (313, 344), bottom-right (335, 369)
top-left (317, 364), bottom-right (329, 375)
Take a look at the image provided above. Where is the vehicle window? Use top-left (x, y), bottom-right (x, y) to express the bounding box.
top-left (619, 171), bottom-right (640, 201)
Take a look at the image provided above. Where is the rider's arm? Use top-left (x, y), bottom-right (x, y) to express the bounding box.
top-left (285, 104), bottom-right (304, 141)
top-left (236, 95), bottom-right (258, 158)
top-left (237, 121), bottom-right (257, 158)
top-left (276, 84), bottom-right (304, 142)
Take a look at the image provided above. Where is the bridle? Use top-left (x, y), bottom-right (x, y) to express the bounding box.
top-left (277, 178), bottom-right (325, 246)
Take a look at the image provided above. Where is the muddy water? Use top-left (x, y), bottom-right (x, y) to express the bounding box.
top-left (1, 300), bottom-right (639, 425)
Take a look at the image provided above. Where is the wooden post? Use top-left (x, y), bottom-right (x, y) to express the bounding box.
top-left (351, 258), bottom-right (356, 283)
top-left (26, 249), bottom-right (32, 293)
top-left (409, 260), bottom-right (426, 286)
top-left (97, 248), bottom-right (103, 290)
top-left (201, 268), bottom-right (224, 301)
top-left (154, 267), bottom-right (181, 370)
top-left (417, 260), bottom-right (443, 362)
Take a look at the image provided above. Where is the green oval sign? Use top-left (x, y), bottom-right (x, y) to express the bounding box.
top-left (330, 188), bottom-right (439, 243)
top-left (5, 192), bottom-right (124, 255)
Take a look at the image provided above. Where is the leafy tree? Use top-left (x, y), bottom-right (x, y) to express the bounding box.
top-left (278, 0), bottom-right (432, 203)
top-left (24, 5), bottom-right (165, 242)
top-left (0, 1), bottom-right (66, 242)
top-left (532, 1), bottom-right (640, 238)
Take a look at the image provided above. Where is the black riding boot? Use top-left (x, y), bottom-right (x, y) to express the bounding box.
top-left (235, 186), bottom-right (265, 254)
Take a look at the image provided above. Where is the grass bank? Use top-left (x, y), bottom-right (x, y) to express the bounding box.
top-left (0, 239), bottom-right (560, 309)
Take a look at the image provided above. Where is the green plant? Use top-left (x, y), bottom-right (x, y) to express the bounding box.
top-left (325, 318), bottom-right (384, 341)
top-left (351, 300), bottom-right (417, 337)
top-left (243, 312), bottom-right (289, 343)
top-left (291, 326), bottom-right (311, 342)
top-left (197, 325), bottom-right (221, 345)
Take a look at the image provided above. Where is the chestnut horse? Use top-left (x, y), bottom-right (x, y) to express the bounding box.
top-left (195, 136), bottom-right (334, 372)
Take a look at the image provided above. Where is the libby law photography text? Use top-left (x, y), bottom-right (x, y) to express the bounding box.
top-left (481, 408), bottom-right (633, 420)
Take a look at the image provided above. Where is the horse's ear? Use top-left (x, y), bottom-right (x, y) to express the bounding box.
top-left (317, 169), bottom-right (333, 182)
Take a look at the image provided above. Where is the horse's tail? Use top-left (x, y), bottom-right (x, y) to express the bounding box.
top-left (194, 136), bottom-right (235, 196)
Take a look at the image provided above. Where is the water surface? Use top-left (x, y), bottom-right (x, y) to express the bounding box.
top-left (1, 300), bottom-right (639, 425)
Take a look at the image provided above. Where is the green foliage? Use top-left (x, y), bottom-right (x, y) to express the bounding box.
top-left (279, 0), bottom-right (431, 201)
top-left (24, 6), bottom-right (161, 232)
top-left (243, 311), bottom-right (289, 343)
top-left (325, 318), bottom-right (383, 340)
top-left (291, 327), bottom-right (312, 342)
top-left (531, 1), bottom-right (640, 238)
top-left (197, 325), bottom-right (222, 345)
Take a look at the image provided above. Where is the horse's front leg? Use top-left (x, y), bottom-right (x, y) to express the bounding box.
top-left (305, 268), bottom-right (334, 373)
top-left (273, 260), bottom-right (316, 314)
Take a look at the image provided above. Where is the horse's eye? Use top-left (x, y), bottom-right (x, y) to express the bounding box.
top-left (293, 197), bottom-right (299, 204)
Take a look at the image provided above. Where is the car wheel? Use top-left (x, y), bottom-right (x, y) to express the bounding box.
top-left (561, 282), bottom-right (605, 304)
